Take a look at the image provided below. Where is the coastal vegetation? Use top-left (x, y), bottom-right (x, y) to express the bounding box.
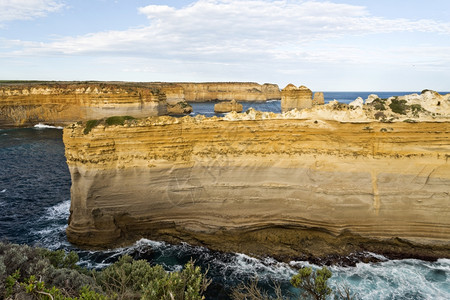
top-left (1, 242), bottom-right (358, 299)
top-left (0, 242), bottom-right (209, 299)
top-left (83, 116), bottom-right (136, 135)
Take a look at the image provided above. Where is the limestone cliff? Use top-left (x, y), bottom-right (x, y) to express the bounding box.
top-left (64, 103), bottom-right (450, 260)
top-left (178, 82), bottom-right (280, 102)
top-left (281, 84), bottom-right (314, 112)
top-left (0, 83), bottom-right (167, 127)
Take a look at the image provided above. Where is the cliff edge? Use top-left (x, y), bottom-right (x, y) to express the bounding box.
top-left (64, 91), bottom-right (450, 260)
top-left (0, 83), bottom-right (167, 127)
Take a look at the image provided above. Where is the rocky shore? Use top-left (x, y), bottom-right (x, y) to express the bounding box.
top-left (64, 90), bottom-right (449, 261)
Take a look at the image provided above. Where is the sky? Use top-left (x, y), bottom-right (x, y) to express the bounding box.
top-left (1, 0), bottom-right (450, 91)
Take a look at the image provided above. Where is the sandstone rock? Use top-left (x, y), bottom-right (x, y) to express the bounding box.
top-left (349, 97), bottom-right (364, 108)
top-left (64, 111), bottom-right (450, 260)
top-left (0, 83), bottom-right (168, 127)
top-left (281, 84), bottom-right (313, 112)
top-left (167, 101), bottom-right (193, 115)
top-left (159, 85), bottom-right (185, 105)
top-left (214, 99), bottom-right (243, 113)
top-left (365, 94), bottom-right (380, 104)
top-left (178, 82), bottom-right (280, 102)
top-left (313, 92), bottom-right (325, 105)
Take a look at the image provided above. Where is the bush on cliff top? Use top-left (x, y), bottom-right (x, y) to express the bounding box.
top-left (389, 98), bottom-right (408, 115)
top-left (83, 119), bottom-right (100, 134)
top-left (105, 115), bottom-right (135, 126)
top-left (83, 116), bottom-right (136, 135)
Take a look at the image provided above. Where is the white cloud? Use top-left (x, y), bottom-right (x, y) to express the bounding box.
top-left (15, 0), bottom-right (449, 60)
top-left (2, 0), bottom-right (450, 88)
top-left (0, 0), bottom-right (64, 23)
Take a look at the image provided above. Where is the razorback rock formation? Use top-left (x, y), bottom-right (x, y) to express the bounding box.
top-left (214, 99), bottom-right (243, 113)
top-left (178, 82), bottom-right (280, 102)
top-left (64, 91), bottom-right (450, 260)
top-left (0, 83), bottom-right (167, 127)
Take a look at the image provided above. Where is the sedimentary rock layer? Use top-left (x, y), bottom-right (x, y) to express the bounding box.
top-left (0, 83), bottom-right (167, 127)
top-left (64, 115), bottom-right (450, 259)
top-left (178, 82), bottom-right (280, 102)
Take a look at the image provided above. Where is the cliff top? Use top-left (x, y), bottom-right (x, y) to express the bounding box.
top-left (73, 90), bottom-right (449, 133)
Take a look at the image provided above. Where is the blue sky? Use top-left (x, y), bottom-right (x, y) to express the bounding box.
top-left (1, 0), bottom-right (450, 91)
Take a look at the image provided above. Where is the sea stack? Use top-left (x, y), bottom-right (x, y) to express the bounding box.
top-left (281, 84), bottom-right (313, 112)
top-left (214, 99), bottom-right (243, 113)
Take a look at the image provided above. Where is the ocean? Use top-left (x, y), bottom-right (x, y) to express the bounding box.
top-left (0, 92), bottom-right (449, 299)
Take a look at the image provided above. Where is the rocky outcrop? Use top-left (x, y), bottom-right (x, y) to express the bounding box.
top-left (178, 82), bottom-right (280, 102)
top-left (313, 92), bottom-right (325, 105)
top-left (214, 99), bottom-right (243, 113)
top-left (64, 96), bottom-right (450, 260)
top-left (167, 101), bottom-right (193, 115)
top-left (281, 84), bottom-right (317, 112)
top-left (0, 83), bottom-right (167, 127)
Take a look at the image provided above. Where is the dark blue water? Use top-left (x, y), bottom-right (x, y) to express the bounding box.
top-left (1, 94), bottom-right (449, 299)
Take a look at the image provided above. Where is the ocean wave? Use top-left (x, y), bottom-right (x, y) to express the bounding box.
top-left (0, 189), bottom-right (6, 193)
top-left (327, 258), bottom-right (450, 299)
top-left (45, 199), bottom-right (71, 220)
top-left (34, 123), bottom-right (63, 130)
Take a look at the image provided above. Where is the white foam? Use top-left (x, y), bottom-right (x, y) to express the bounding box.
top-left (45, 199), bottom-right (71, 220)
top-left (0, 189), bottom-right (6, 193)
top-left (34, 123), bottom-right (63, 129)
top-left (266, 99), bottom-right (280, 103)
top-left (328, 258), bottom-right (450, 299)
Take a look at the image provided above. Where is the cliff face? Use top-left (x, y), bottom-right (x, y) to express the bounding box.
top-left (281, 84), bottom-right (315, 112)
top-left (64, 112), bottom-right (450, 259)
top-left (178, 82), bottom-right (280, 102)
top-left (0, 83), bottom-right (167, 127)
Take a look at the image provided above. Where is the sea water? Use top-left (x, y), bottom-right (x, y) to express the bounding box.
top-left (0, 93), bottom-right (449, 299)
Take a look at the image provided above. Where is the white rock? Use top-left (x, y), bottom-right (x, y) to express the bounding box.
top-left (349, 97), bottom-right (364, 108)
top-left (365, 94), bottom-right (379, 104)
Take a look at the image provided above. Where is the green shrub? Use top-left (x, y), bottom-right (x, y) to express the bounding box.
top-left (231, 278), bottom-right (283, 300)
top-left (410, 104), bottom-right (423, 116)
top-left (84, 119), bottom-right (100, 134)
top-left (1, 243), bottom-right (210, 299)
top-left (95, 255), bottom-right (165, 299)
top-left (403, 119), bottom-right (417, 123)
top-left (371, 98), bottom-right (386, 111)
top-left (290, 266), bottom-right (332, 300)
top-left (141, 260), bottom-right (210, 300)
top-left (0, 242), bottom-right (98, 299)
top-left (389, 99), bottom-right (408, 115)
top-left (40, 248), bottom-right (80, 270)
top-left (105, 116), bottom-right (135, 126)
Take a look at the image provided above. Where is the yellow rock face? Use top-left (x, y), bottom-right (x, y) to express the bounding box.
top-left (178, 82), bottom-right (280, 102)
top-left (281, 84), bottom-right (314, 112)
top-left (0, 83), bottom-right (167, 127)
top-left (214, 99), bottom-right (243, 113)
top-left (64, 114), bottom-right (450, 259)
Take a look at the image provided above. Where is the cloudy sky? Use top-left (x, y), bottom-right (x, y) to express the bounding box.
top-left (1, 0), bottom-right (449, 91)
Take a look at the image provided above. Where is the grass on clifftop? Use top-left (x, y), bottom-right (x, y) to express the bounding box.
top-left (83, 116), bottom-right (136, 134)
top-left (83, 119), bottom-right (100, 134)
top-left (105, 115), bottom-right (135, 126)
